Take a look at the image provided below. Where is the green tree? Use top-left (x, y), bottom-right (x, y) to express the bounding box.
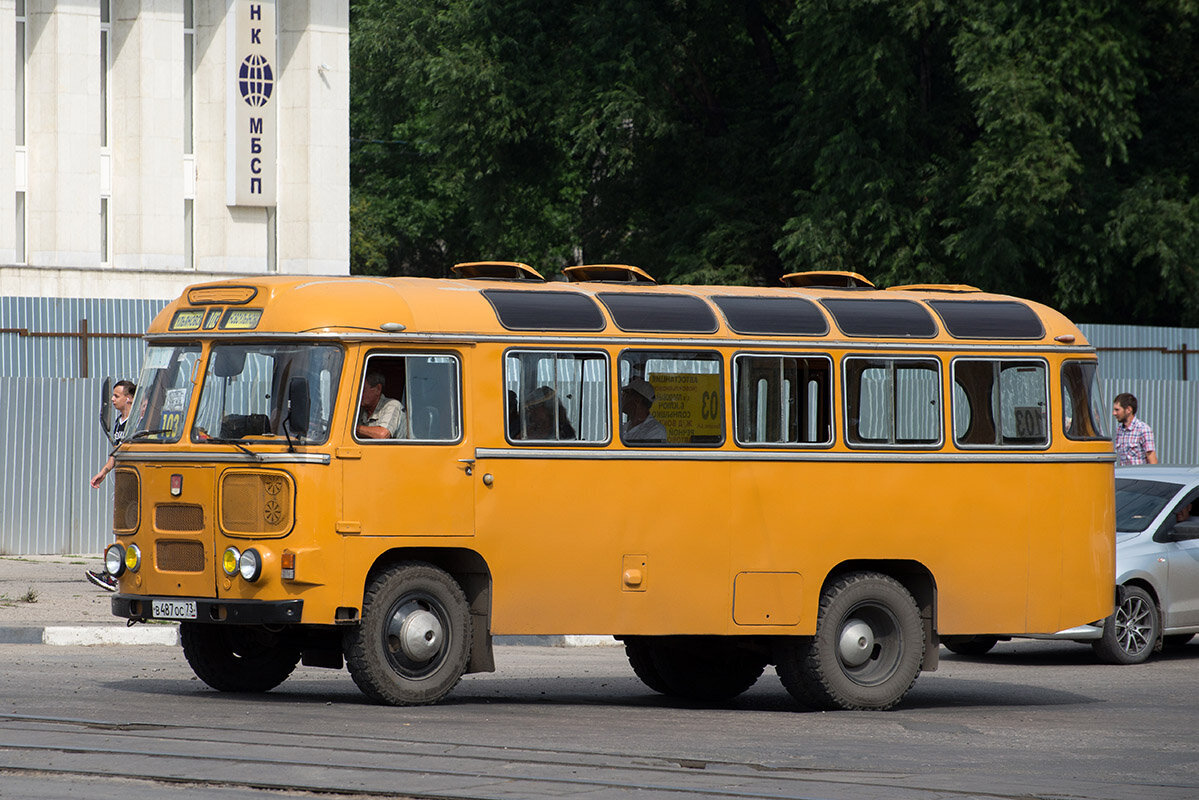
top-left (350, 0), bottom-right (1199, 323)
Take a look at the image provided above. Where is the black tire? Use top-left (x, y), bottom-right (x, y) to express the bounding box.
top-left (344, 562), bottom-right (471, 706)
top-left (1163, 633), bottom-right (1195, 650)
top-left (942, 635), bottom-right (999, 656)
top-left (180, 622), bottom-right (300, 693)
top-left (1092, 585), bottom-right (1159, 665)
top-left (624, 637), bottom-right (671, 695)
top-left (642, 637), bottom-right (766, 701)
top-left (777, 571), bottom-right (924, 711)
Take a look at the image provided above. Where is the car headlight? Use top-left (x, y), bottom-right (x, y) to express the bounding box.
top-left (222, 546), bottom-right (241, 577)
top-left (124, 543), bottom-right (142, 573)
top-left (104, 544), bottom-right (125, 577)
top-left (238, 548), bottom-right (263, 582)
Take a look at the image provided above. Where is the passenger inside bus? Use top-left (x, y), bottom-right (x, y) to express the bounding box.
top-left (356, 369), bottom-right (406, 439)
top-left (621, 378), bottom-right (667, 443)
top-left (520, 386), bottom-right (576, 440)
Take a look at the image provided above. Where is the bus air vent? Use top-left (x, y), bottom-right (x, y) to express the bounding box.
top-left (781, 271), bottom-right (875, 289)
top-left (155, 504), bottom-right (204, 532)
top-left (451, 261), bottom-right (545, 281)
top-left (156, 540), bottom-right (205, 573)
top-left (563, 264), bottom-right (657, 284)
top-left (186, 285), bottom-right (258, 305)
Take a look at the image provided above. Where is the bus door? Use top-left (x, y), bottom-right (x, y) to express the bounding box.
top-left (338, 351), bottom-right (474, 537)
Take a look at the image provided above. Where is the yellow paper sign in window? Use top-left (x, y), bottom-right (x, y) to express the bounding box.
top-left (648, 372), bottom-right (723, 443)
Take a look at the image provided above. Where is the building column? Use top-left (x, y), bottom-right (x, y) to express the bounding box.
top-left (109, 0), bottom-right (185, 272)
top-left (25, 0), bottom-right (101, 269)
top-left (1, 0), bottom-right (17, 265)
top-left (277, 1), bottom-right (349, 276)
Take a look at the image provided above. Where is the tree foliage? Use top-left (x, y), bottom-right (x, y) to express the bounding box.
top-left (350, 0), bottom-right (1199, 324)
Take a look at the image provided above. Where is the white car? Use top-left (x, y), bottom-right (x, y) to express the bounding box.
top-left (943, 466), bottom-right (1199, 664)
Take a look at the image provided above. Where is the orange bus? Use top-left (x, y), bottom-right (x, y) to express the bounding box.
top-left (104, 264), bottom-right (1114, 710)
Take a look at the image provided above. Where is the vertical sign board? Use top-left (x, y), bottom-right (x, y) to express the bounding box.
top-left (226, 0), bottom-right (277, 206)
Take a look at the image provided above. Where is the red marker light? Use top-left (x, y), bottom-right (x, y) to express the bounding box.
top-left (170, 474), bottom-right (183, 497)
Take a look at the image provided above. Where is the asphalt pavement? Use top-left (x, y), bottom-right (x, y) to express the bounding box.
top-left (0, 554), bottom-right (615, 648)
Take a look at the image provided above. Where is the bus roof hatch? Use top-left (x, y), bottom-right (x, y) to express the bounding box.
top-left (452, 261), bottom-right (545, 281)
top-left (781, 271), bottom-right (875, 289)
top-left (563, 264), bottom-right (657, 284)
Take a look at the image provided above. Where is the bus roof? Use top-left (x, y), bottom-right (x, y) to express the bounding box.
top-left (149, 274), bottom-right (1091, 347)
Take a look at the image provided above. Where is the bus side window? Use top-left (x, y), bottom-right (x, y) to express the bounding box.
top-left (952, 359), bottom-right (1048, 448)
top-left (845, 357), bottom-right (940, 447)
top-left (356, 353), bottom-right (462, 442)
top-left (618, 350), bottom-right (724, 446)
top-left (1062, 360), bottom-right (1109, 440)
top-left (733, 354), bottom-right (832, 446)
top-left (504, 350), bottom-right (608, 444)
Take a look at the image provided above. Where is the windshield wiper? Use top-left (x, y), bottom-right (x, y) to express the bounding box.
top-left (200, 436), bottom-right (262, 460)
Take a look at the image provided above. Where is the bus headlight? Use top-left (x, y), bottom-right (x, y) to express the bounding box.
top-left (124, 543), bottom-right (142, 573)
top-left (104, 544), bottom-right (125, 577)
top-left (222, 546), bottom-right (241, 577)
top-left (238, 548), bottom-right (263, 582)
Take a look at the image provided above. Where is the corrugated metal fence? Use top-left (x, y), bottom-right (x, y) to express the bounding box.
top-left (1, 297), bottom-right (165, 555)
top-left (1, 302), bottom-right (1197, 554)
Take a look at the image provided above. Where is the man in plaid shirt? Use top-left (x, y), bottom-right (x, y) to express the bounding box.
top-left (1113, 392), bottom-right (1158, 466)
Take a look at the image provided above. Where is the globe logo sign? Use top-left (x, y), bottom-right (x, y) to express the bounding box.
top-left (238, 54), bottom-right (274, 107)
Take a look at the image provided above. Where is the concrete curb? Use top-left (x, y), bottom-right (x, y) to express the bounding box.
top-left (0, 626), bottom-right (619, 647)
top-left (0, 625), bottom-right (179, 646)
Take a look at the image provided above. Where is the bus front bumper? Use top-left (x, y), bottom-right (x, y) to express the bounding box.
top-left (112, 595), bottom-right (304, 625)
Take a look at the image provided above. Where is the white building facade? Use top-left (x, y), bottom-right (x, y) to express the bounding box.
top-left (1, 0), bottom-right (349, 300)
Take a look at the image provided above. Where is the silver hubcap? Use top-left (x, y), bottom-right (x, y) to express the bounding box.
top-left (387, 601), bottom-right (444, 664)
top-left (1114, 596), bottom-right (1153, 655)
top-left (839, 619), bottom-right (875, 667)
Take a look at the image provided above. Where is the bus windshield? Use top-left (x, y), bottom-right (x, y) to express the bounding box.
top-left (124, 344), bottom-right (202, 442)
top-left (192, 343), bottom-right (343, 445)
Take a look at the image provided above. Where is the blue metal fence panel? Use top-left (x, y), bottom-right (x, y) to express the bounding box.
top-left (0, 377), bottom-right (113, 555)
top-left (1082, 323), bottom-right (1199, 382)
top-left (0, 296), bottom-right (164, 379)
top-left (0, 297), bottom-right (165, 554)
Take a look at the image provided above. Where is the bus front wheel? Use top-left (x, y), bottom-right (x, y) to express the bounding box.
top-left (777, 571), bottom-right (924, 711)
top-left (344, 562), bottom-right (472, 706)
top-left (180, 622), bottom-right (300, 693)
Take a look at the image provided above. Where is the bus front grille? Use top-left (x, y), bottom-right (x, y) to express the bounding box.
top-left (155, 503), bottom-right (204, 532)
top-left (155, 540), bottom-right (205, 573)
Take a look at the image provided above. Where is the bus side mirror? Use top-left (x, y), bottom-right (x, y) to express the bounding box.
top-left (99, 376), bottom-right (114, 444)
top-left (286, 377), bottom-right (310, 436)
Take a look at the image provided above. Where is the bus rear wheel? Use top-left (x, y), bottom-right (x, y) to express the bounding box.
top-left (180, 622), bottom-right (300, 693)
top-left (344, 562), bottom-right (471, 706)
top-left (626, 636), bottom-right (766, 701)
top-left (777, 571), bottom-right (924, 711)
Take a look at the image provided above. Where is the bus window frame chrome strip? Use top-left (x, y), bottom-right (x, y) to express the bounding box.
top-left (142, 329), bottom-right (1099, 355)
top-left (116, 452), bottom-right (331, 465)
top-left (473, 447), bottom-right (1114, 464)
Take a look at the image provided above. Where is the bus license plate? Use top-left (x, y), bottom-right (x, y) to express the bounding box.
top-left (152, 600), bottom-right (197, 620)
